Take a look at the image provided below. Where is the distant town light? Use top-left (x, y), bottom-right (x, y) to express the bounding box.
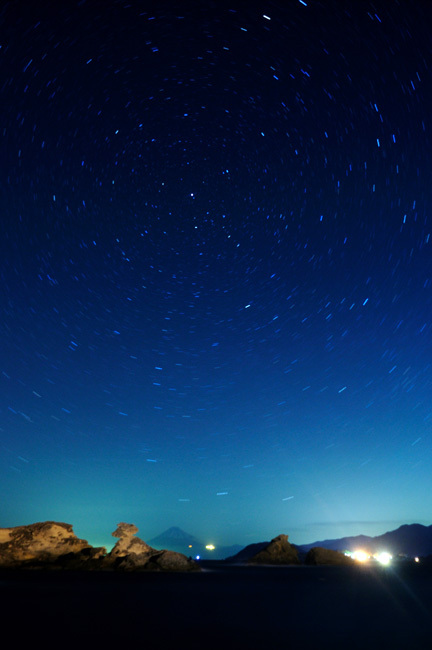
top-left (205, 544), bottom-right (215, 551)
top-left (415, 557), bottom-right (420, 563)
top-left (188, 545), bottom-right (192, 548)
top-left (195, 555), bottom-right (200, 560)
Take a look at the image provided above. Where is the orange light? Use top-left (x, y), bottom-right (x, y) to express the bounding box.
top-left (352, 550), bottom-right (369, 562)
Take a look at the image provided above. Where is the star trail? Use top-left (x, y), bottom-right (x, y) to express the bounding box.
top-left (1, 0), bottom-right (432, 549)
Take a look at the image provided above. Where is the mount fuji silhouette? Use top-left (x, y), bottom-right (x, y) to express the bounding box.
top-left (149, 527), bottom-right (242, 560)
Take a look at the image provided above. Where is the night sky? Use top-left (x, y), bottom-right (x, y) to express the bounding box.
top-left (2, 0), bottom-right (432, 551)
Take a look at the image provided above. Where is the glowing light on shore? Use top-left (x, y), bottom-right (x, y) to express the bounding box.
top-left (352, 550), bottom-right (369, 562)
top-left (375, 552), bottom-right (392, 565)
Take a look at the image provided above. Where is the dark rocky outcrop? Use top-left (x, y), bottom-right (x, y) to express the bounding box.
top-left (304, 546), bottom-right (355, 566)
top-left (248, 534), bottom-right (299, 565)
top-left (0, 521), bottom-right (199, 572)
top-left (139, 549), bottom-right (198, 572)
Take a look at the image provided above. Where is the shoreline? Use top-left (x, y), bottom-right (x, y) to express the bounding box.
top-left (3, 563), bottom-right (431, 648)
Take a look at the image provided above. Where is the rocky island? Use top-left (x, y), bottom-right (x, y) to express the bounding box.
top-left (247, 534), bottom-right (300, 565)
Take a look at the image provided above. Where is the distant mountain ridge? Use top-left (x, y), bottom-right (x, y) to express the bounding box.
top-left (150, 523), bottom-right (432, 561)
top-left (298, 524), bottom-right (432, 557)
top-left (149, 526), bottom-right (200, 547)
top-left (149, 526), bottom-right (243, 560)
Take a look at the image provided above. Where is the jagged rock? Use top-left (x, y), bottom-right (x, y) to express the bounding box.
top-left (0, 521), bottom-right (200, 572)
top-left (305, 547), bottom-right (355, 566)
top-left (112, 522), bottom-right (139, 541)
top-left (0, 521), bottom-right (101, 568)
top-left (107, 522), bottom-right (154, 562)
top-left (248, 534), bottom-right (299, 565)
top-left (106, 523), bottom-right (200, 571)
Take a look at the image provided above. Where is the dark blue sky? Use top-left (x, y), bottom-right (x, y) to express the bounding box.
top-left (2, 0), bottom-right (432, 550)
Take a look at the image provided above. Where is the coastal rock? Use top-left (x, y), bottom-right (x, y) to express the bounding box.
top-left (114, 549), bottom-right (199, 572)
top-left (106, 523), bottom-right (199, 571)
top-left (305, 547), bottom-right (355, 566)
top-left (145, 550), bottom-right (200, 572)
top-left (248, 534), bottom-right (299, 565)
top-left (0, 521), bottom-right (200, 572)
top-left (109, 522), bottom-right (153, 558)
top-left (0, 521), bottom-right (100, 568)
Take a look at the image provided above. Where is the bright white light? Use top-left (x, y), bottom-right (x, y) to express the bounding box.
top-left (205, 544), bottom-right (215, 551)
top-left (415, 557), bottom-right (420, 563)
top-left (352, 550), bottom-right (369, 563)
top-left (195, 555), bottom-right (200, 560)
top-left (375, 552), bottom-right (392, 566)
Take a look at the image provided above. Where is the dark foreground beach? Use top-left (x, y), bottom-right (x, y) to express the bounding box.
top-left (2, 563), bottom-right (432, 649)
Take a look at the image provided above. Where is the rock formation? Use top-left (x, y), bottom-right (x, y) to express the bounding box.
top-left (107, 522), bottom-right (199, 571)
top-left (0, 521), bottom-right (199, 572)
top-left (248, 534), bottom-right (299, 565)
top-left (105, 522), bottom-right (155, 570)
top-left (114, 548), bottom-right (197, 572)
top-left (0, 521), bottom-right (105, 568)
top-left (147, 550), bottom-right (197, 571)
top-left (305, 546), bottom-right (355, 566)
top-left (110, 522), bottom-right (153, 557)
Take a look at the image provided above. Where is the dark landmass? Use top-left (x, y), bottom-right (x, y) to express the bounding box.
top-left (298, 523), bottom-right (432, 556)
top-left (227, 523), bottom-right (432, 563)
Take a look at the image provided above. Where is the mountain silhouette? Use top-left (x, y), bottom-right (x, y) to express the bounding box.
top-left (298, 523), bottom-right (432, 557)
top-left (149, 527), bottom-right (242, 560)
top-left (149, 526), bottom-right (200, 547)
